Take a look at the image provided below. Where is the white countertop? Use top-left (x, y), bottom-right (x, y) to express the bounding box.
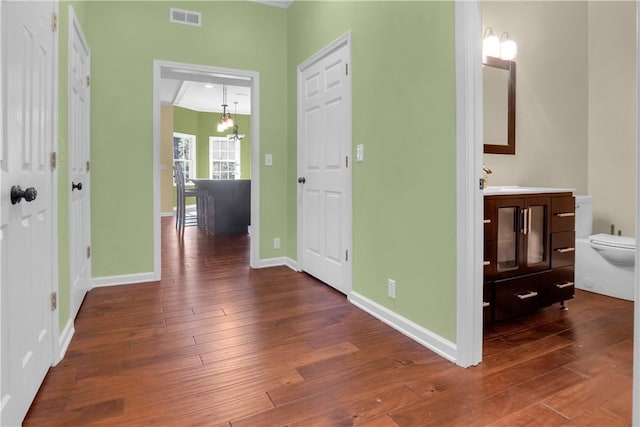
top-left (483, 186), bottom-right (575, 196)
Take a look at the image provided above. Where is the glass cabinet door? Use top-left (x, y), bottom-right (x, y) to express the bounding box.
top-left (523, 198), bottom-right (551, 272)
top-left (496, 202), bottom-right (522, 273)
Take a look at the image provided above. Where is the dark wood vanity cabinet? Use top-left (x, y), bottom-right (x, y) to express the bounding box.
top-left (483, 192), bottom-right (575, 322)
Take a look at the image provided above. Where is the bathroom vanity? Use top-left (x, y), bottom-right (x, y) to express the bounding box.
top-left (483, 187), bottom-right (576, 322)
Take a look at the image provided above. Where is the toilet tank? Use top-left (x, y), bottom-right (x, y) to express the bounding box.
top-left (575, 195), bottom-right (593, 238)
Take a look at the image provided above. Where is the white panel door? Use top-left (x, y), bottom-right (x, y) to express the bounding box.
top-left (298, 36), bottom-right (351, 294)
top-left (68, 6), bottom-right (91, 320)
top-left (1, 1), bottom-right (56, 425)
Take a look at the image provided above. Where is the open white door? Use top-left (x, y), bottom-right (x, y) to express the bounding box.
top-left (1, 0), bottom-right (56, 424)
top-left (297, 32), bottom-right (352, 295)
top-left (68, 5), bottom-right (91, 319)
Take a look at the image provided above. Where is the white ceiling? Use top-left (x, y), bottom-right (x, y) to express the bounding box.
top-left (160, 68), bottom-right (252, 115)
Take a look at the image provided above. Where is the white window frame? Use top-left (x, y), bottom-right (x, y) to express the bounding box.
top-left (173, 132), bottom-right (196, 185)
top-left (209, 136), bottom-right (241, 180)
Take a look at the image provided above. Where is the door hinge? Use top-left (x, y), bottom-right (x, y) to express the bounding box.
top-left (479, 178), bottom-right (485, 190)
top-left (86, 75), bottom-right (91, 87)
top-left (87, 246), bottom-right (91, 258)
top-left (345, 250), bottom-right (349, 262)
top-left (345, 156), bottom-right (349, 168)
top-left (345, 63), bottom-right (349, 76)
top-left (51, 292), bottom-right (57, 311)
top-left (51, 152), bottom-right (57, 169)
top-left (86, 160), bottom-right (90, 172)
top-left (52, 13), bottom-right (57, 32)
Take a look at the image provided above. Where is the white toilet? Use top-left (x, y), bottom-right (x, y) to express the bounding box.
top-left (574, 195), bottom-right (635, 301)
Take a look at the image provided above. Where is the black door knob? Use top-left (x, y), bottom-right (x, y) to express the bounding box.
top-left (10, 185), bottom-right (37, 205)
top-left (298, 177), bottom-right (306, 184)
top-left (72, 182), bottom-right (83, 191)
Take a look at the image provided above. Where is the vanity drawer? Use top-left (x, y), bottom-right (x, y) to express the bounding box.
top-left (551, 196), bottom-right (575, 233)
top-left (539, 267), bottom-right (575, 306)
top-left (551, 231), bottom-right (575, 268)
top-left (494, 275), bottom-right (542, 321)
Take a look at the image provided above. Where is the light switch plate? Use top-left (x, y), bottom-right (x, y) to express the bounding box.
top-left (356, 144), bottom-right (364, 162)
top-left (265, 154), bottom-right (273, 166)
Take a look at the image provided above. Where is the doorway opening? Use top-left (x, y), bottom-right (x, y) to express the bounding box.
top-left (152, 61), bottom-right (261, 275)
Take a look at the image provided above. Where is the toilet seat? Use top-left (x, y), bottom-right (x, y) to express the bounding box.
top-left (589, 233), bottom-right (636, 250)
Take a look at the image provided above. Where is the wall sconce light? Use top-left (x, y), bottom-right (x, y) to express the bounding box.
top-left (483, 27), bottom-right (517, 61)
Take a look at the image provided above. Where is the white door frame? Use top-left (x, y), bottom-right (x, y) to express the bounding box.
top-left (152, 60), bottom-right (260, 273)
top-left (634, 1), bottom-right (640, 422)
top-left (455, 0), bottom-right (639, 422)
top-left (67, 4), bottom-right (91, 322)
top-left (296, 31), bottom-right (353, 295)
top-left (454, 0), bottom-right (483, 368)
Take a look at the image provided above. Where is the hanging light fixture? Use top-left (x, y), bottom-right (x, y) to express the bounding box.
top-left (499, 32), bottom-right (517, 60)
top-left (228, 101), bottom-right (245, 142)
top-left (216, 85), bottom-right (234, 132)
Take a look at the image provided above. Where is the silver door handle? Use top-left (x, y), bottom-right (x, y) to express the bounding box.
top-left (483, 219), bottom-right (491, 224)
top-left (483, 261), bottom-right (491, 266)
top-left (555, 212), bottom-right (575, 217)
top-left (482, 302), bottom-right (490, 308)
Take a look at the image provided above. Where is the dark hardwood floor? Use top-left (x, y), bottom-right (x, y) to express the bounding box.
top-left (24, 217), bottom-right (634, 426)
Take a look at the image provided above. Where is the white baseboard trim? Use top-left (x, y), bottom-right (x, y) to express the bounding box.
top-left (284, 257), bottom-right (300, 271)
top-left (349, 291), bottom-right (457, 363)
top-left (161, 211), bottom-right (174, 217)
top-left (91, 272), bottom-right (159, 288)
top-left (255, 257), bottom-right (300, 272)
top-left (54, 318), bottom-right (75, 366)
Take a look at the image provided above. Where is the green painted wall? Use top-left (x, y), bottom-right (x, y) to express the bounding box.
top-left (54, 1), bottom-right (458, 342)
top-left (57, 1), bottom-right (90, 329)
top-left (84, 1), bottom-right (287, 277)
top-left (286, 2), bottom-right (458, 341)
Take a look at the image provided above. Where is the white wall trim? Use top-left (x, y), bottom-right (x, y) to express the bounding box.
top-left (50, 0), bottom-right (61, 368)
top-left (161, 212), bottom-right (174, 217)
top-left (91, 272), bottom-right (157, 288)
top-left (454, 0), bottom-right (483, 368)
top-left (349, 292), bottom-right (457, 363)
top-left (53, 319), bottom-right (74, 366)
top-left (152, 60), bottom-right (261, 273)
top-left (633, 2), bottom-right (640, 424)
top-left (255, 257), bottom-right (300, 272)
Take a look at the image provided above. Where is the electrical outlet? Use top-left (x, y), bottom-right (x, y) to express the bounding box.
top-left (388, 279), bottom-right (396, 299)
top-left (265, 154), bottom-right (273, 166)
top-left (356, 144), bottom-right (364, 162)
top-left (274, 237), bottom-right (280, 249)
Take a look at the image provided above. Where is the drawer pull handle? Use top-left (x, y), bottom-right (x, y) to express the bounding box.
top-left (483, 261), bottom-right (491, 266)
top-left (555, 247), bottom-right (575, 254)
top-left (516, 291), bottom-right (538, 300)
top-left (556, 281), bottom-right (574, 289)
top-left (482, 302), bottom-right (490, 308)
top-left (483, 219), bottom-right (492, 224)
top-left (555, 212), bottom-right (575, 217)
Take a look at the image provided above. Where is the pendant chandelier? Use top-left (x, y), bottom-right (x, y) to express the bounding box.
top-left (228, 102), bottom-right (245, 141)
top-left (216, 85), bottom-right (234, 132)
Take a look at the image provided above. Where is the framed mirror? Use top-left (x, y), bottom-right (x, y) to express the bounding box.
top-left (483, 56), bottom-right (516, 155)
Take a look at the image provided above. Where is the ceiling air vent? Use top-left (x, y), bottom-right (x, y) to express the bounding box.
top-left (170, 8), bottom-right (201, 27)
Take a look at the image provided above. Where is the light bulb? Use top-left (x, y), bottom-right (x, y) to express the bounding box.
top-left (500, 33), bottom-right (517, 60)
top-left (482, 27), bottom-right (500, 60)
